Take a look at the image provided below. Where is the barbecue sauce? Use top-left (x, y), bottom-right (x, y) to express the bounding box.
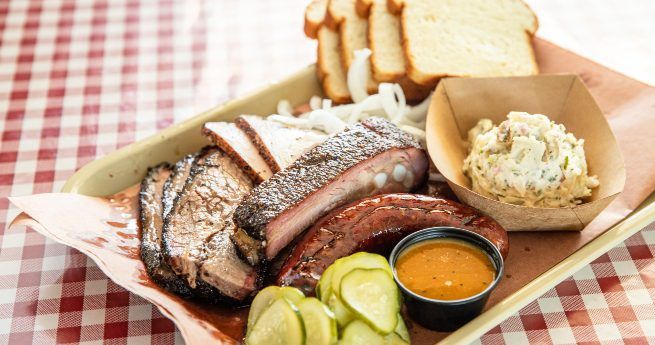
top-left (395, 238), bottom-right (495, 300)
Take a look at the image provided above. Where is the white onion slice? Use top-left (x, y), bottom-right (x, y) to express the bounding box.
top-left (391, 83), bottom-right (407, 123)
top-left (322, 99), bottom-right (332, 110)
top-left (308, 109), bottom-right (348, 134)
top-left (276, 100), bottom-right (294, 117)
top-left (347, 49), bottom-right (372, 103)
top-left (405, 92), bottom-right (433, 122)
top-left (267, 114), bottom-right (311, 128)
top-left (348, 94), bottom-right (382, 123)
top-left (378, 83), bottom-right (398, 118)
top-left (399, 125), bottom-right (426, 141)
top-left (269, 49), bottom-right (431, 142)
top-left (309, 96), bottom-right (323, 110)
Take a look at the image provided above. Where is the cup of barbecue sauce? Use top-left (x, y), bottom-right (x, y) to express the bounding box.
top-left (389, 227), bottom-right (504, 331)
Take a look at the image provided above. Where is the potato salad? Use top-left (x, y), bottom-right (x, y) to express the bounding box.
top-left (463, 112), bottom-right (599, 208)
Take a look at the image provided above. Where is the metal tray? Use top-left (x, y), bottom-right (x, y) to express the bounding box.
top-left (61, 39), bottom-right (655, 344)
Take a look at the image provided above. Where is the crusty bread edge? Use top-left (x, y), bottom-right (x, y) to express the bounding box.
top-left (316, 27), bottom-right (353, 104)
top-left (387, 0), bottom-right (404, 14)
top-left (324, 0), bottom-right (340, 31)
top-left (304, 0), bottom-right (326, 39)
top-left (400, 0), bottom-right (540, 86)
top-left (367, 0), bottom-right (405, 82)
top-left (355, 0), bottom-right (373, 17)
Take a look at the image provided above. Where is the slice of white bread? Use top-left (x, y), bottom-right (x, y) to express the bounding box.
top-left (389, 0), bottom-right (538, 86)
top-left (325, 0), bottom-right (378, 94)
top-left (304, 0), bottom-right (328, 39)
top-left (308, 0), bottom-right (352, 103)
top-left (317, 26), bottom-right (352, 103)
top-left (356, 0), bottom-right (431, 101)
top-left (356, 0), bottom-right (403, 81)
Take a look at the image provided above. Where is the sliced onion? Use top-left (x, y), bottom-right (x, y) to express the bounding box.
top-left (347, 49), bottom-right (372, 103)
top-left (399, 125), bottom-right (426, 141)
top-left (308, 109), bottom-right (348, 134)
top-left (330, 103), bottom-right (356, 119)
top-left (348, 94), bottom-right (382, 123)
top-left (393, 84), bottom-right (407, 120)
top-left (276, 100), bottom-right (294, 117)
top-left (322, 98), bottom-right (332, 110)
top-left (309, 96), bottom-right (323, 110)
top-left (395, 116), bottom-right (425, 129)
top-left (378, 83), bottom-right (398, 119)
top-left (405, 92), bottom-right (433, 122)
top-left (267, 114), bottom-right (311, 128)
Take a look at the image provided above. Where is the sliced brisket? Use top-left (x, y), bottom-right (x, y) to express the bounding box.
top-left (162, 153), bottom-right (196, 220)
top-left (203, 122), bottom-right (273, 183)
top-left (236, 115), bottom-right (326, 172)
top-left (139, 163), bottom-right (192, 297)
top-left (233, 117), bottom-right (429, 262)
top-left (162, 147), bottom-right (260, 303)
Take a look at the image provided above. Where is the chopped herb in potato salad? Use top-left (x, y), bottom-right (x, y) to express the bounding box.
top-left (463, 112), bottom-right (599, 208)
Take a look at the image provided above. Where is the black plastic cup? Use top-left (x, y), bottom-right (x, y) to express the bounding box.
top-left (389, 227), bottom-right (504, 332)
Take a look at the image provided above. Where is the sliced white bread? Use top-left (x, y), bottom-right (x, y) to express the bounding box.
top-left (308, 0), bottom-right (352, 103)
top-left (390, 0), bottom-right (538, 85)
top-left (326, 0), bottom-right (378, 94)
top-left (304, 0), bottom-right (328, 39)
top-left (202, 122), bottom-right (273, 183)
top-left (317, 26), bottom-right (352, 103)
top-left (356, 0), bottom-right (431, 101)
top-left (235, 115), bottom-right (327, 172)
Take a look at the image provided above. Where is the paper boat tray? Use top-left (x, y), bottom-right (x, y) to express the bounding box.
top-left (13, 39), bottom-right (655, 344)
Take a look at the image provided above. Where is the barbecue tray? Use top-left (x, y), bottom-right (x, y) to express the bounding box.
top-left (61, 39), bottom-right (655, 344)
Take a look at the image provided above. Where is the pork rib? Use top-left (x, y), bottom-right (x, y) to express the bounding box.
top-left (233, 117), bottom-right (429, 262)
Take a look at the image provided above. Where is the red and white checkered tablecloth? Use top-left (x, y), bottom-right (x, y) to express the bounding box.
top-left (1, 0), bottom-right (654, 344)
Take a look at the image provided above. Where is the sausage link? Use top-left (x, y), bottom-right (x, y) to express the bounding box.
top-left (276, 193), bottom-right (509, 295)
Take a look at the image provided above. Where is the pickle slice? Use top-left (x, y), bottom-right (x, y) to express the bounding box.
top-left (340, 268), bottom-right (400, 334)
top-left (247, 286), bottom-right (305, 331)
top-left (245, 298), bottom-right (305, 345)
top-left (329, 252), bottom-right (392, 299)
top-left (297, 297), bottom-right (338, 345)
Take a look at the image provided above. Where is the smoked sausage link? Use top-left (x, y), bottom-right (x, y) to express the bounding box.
top-left (276, 193), bottom-right (509, 295)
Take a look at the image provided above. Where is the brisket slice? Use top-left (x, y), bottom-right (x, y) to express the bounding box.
top-left (138, 163), bottom-right (192, 297)
top-left (203, 122), bottom-right (273, 183)
top-left (162, 153), bottom-right (196, 220)
top-left (233, 117), bottom-right (429, 262)
top-left (162, 147), bottom-right (260, 303)
top-left (235, 115), bottom-right (326, 172)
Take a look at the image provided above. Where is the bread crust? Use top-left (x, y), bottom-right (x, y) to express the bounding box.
top-left (387, 0), bottom-right (404, 14)
top-left (304, 0), bottom-right (328, 39)
top-left (368, 0), bottom-right (405, 82)
top-left (399, 0), bottom-right (540, 86)
top-left (355, 0), bottom-right (373, 17)
top-left (317, 26), bottom-right (352, 104)
top-left (324, 1), bottom-right (340, 30)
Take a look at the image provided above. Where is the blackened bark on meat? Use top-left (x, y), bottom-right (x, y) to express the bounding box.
top-left (233, 117), bottom-right (428, 261)
top-left (139, 163), bottom-right (193, 297)
top-left (162, 153), bottom-right (197, 220)
top-left (162, 147), bottom-right (261, 304)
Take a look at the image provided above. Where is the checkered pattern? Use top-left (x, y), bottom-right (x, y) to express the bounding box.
top-left (0, 0), bottom-right (653, 344)
top-left (477, 225), bottom-right (655, 344)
